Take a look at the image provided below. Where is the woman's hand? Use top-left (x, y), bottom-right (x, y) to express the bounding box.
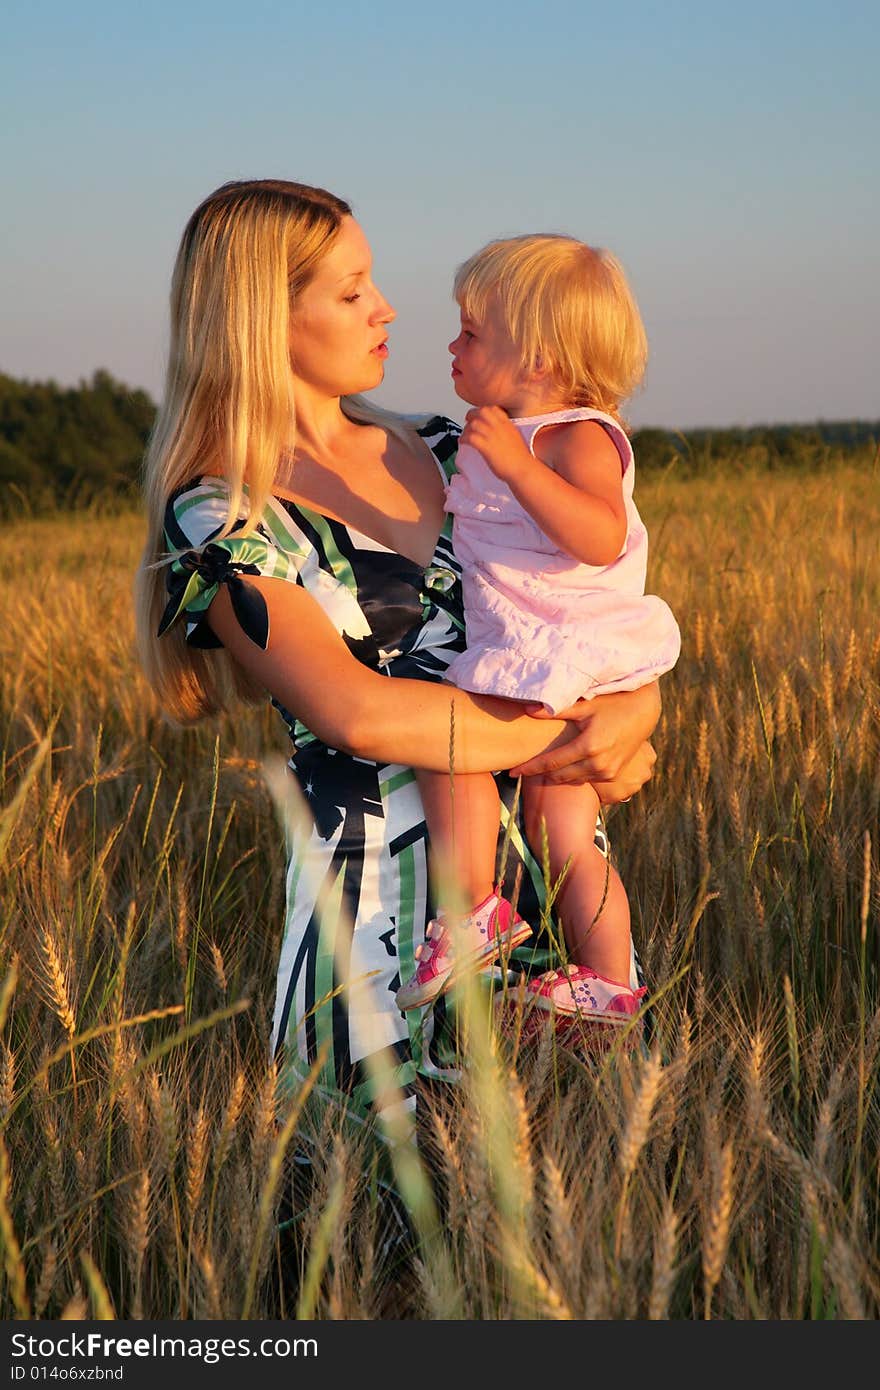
top-left (593, 743), bottom-right (657, 804)
top-left (509, 683), bottom-right (662, 787)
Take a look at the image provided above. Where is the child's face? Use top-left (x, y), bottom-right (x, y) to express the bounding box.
top-left (448, 300), bottom-right (527, 411)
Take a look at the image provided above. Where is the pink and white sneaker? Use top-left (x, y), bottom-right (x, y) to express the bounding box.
top-left (525, 965), bottom-right (646, 1026)
top-left (396, 891), bottom-right (532, 1011)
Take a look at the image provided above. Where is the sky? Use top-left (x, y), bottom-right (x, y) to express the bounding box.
top-left (1, 0), bottom-right (878, 429)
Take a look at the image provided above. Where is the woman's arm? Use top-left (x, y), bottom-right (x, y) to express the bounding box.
top-left (207, 577), bottom-right (575, 773)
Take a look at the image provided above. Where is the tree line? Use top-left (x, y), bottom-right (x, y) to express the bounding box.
top-left (0, 371), bottom-right (154, 501)
top-left (0, 370), bottom-right (876, 505)
top-left (631, 419), bottom-right (879, 473)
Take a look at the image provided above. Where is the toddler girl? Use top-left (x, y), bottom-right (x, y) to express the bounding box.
top-left (396, 235), bottom-right (679, 1023)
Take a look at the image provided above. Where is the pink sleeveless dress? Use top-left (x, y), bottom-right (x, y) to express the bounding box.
top-left (443, 407), bottom-right (680, 715)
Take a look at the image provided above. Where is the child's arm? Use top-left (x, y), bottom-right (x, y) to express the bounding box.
top-left (460, 406), bottom-right (627, 566)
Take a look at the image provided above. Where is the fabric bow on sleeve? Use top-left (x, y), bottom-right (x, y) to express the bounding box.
top-left (157, 538), bottom-right (272, 650)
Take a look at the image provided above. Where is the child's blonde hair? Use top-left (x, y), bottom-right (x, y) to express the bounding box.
top-left (454, 234), bottom-right (647, 422)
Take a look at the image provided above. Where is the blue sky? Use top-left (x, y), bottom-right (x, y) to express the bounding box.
top-left (2, 0), bottom-right (877, 428)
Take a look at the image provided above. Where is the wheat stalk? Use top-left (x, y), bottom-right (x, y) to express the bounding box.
top-left (0, 1044), bottom-right (16, 1122)
top-left (185, 1104), bottom-right (210, 1223)
top-left (194, 1243), bottom-right (223, 1319)
top-left (744, 1024), bottom-right (768, 1136)
top-left (702, 1137), bottom-right (734, 1319)
top-left (328, 1138), bottom-right (356, 1320)
top-left (496, 1213), bottom-right (573, 1319)
top-left (542, 1150), bottom-right (579, 1291)
top-left (126, 1170), bottom-right (150, 1320)
top-left (0, 1135), bottom-right (31, 1317)
top-left (80, 1251), bottom-right (115, 1320)
top-left (39, 925), bottom-right (76, 1039)
top-left (149, 1077), bottom-right (179, 1176)
top-left (206, 1069), bottom-right (246, 1248)
top-left (783, 976), bottom-right (800, 1123)
top-left (826, 1232), bottom-right (865, 1320)
top-left (59, 1291), bottom-right (88, 1320)
top-left (216, 1070), bottom-right (246, 1173)
top-left (242, 1042), bottom-right (329, 1319)
top-left (42, 1109), bottom-right (66, 1217)
top-left (648, 1195), bottom-right (678, 1320)
top-left (813, 1063), bottom-right (845, 1176)
top-left (508, 1072), bottom-right (534, 1215)
top-left (33, 1238), bottom-right (58, 1318)
top-left (427, 1105), bottom-right (467, 1231)
top-left (696, 718), bottom-right (710, 789)
top-left (250, 1061), bottom-right (278, 1190)
top-left (614, 1047), bottom-right (663, 1260)
top-left (175, 872), bottom-right (190, 971)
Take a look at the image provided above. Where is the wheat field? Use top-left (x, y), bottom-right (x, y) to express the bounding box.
top-left (0, 457), bottom-right (878, 1320)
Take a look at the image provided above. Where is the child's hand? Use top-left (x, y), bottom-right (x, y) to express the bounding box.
top-left (461, 406), bottom-right (533, 482)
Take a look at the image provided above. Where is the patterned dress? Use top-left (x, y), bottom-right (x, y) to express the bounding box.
top-left (159, 416), bottom-right (630, 1127)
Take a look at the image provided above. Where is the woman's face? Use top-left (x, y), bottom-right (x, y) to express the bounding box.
top-left (289, 216), bottom-right (395, 397)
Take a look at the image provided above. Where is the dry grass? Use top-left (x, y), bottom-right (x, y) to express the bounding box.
top-left (0, 457), bottom-right (878, 1319)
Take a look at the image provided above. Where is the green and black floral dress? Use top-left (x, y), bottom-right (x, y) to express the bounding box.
top-left (160, 416), bottom-right (633, 1126)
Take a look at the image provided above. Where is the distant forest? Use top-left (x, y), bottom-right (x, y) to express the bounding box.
top-left (1, 371), bottom-right (877, 503)
top-left (0, 371), bottom-right (154, 499)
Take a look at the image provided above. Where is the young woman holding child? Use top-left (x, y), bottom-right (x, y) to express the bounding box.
top-left (136, 179), bottom-right (662, 1129)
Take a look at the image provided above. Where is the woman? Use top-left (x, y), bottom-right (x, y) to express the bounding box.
top-left (135, 179), bottom-right (660, 1131)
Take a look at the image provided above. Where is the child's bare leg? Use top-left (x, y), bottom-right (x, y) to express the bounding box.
top-left (415, 769), bottom-right (500, 911)
top-left (523, 776), bottom-right (631, 984)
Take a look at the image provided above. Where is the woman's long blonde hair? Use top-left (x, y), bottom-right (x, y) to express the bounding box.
top-left (135, 178), bottom-right (414, 724)
top-left (454, 234), bottom-right (648, 423)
